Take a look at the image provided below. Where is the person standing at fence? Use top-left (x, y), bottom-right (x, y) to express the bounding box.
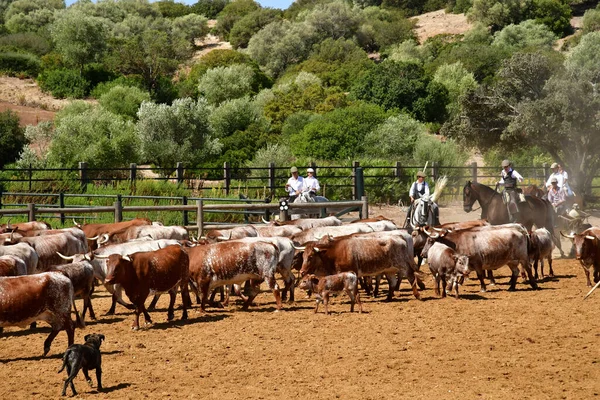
top-left (302, 168), bottom-right (320, 199)
top-left (285, 166), bottom-right (304, 202)
top-left (545, 163), bottom-right (565, 191)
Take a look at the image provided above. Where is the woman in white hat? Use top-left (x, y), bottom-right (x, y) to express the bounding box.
top-left (302, 167), bottom-right (320, 199)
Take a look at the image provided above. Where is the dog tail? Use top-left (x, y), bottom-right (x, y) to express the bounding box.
top-left (57, 349), bottom-right (70, 373)
top-left (72, 299), bottom-right (85, 329)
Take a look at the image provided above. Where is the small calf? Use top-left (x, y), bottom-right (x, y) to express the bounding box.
top-left (529, 228), bottom-right (555, 279)
top-left (58, 333), bottom-right (105, 396)
top-left (299, 272), bottom-right (363, 314)
top-left (424, 242), bottom-right (469, 299)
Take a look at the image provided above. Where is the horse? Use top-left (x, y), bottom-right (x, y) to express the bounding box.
top-left (291, 192), bottom-right (329, 219)
top-left (523, 184), bottom-right (546, 199)
top-left (463, 181), bottom-right (564, 259)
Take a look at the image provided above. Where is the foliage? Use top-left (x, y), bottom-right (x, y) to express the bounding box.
top-left (412, 134), bottom-right (469, 173)
top-left (156, 0), bottom-right (191, 18)
top-left (172, 13), bottom-right (209, 44)
top-left (529, 0), bottom-right (571, 37)
top-left (582, 7), bottom-right (600, 34)
top-left (0, 32), bottom-right (51, 55)
top-left (98, 85), bottom-right (151, 121)
top-left (491, 19), bottom-right (557, 52)
top-left (363, 114), bottom-right (426, 160)
top-left (15, 120), bottom-right (53, 169)
top-left (302, 1), bottom-right (360, 42)
top-left (47, 106), bottom-right (139, 169)
top-left (209, 96), bottom-right (265, 138)
top-left (290, 102), bottom-right (389, 160)
top-left (483, 145), bottom-right (552, 168)
top-left (432, 62), bottom-right (478, 118)
top-left (0, 110), bottom-right (27, 169)
top-left (50, 9), bottom-right (109, 72)
top-left (4, 0), bottom-right (64, 34)
top-left (198, 64), bottom-right (257, 105)
top-left (351, 60), bottom-right (449, 123)
top-left (191, 0), bottom-right (229, 19)
top-left (90, 75), bottom-right (146, 99)
top-left (37, 68), bottom-right (90, 98)
top-left (564, 31), bottom-right (600, 84)
top-left (229, 7), bottom-right (281, 49)
top-left (214, 0), bottom-right (259, 40)
top-left (136, 98), bottom-right (221, 172)
top-left (0, 51), bottom-right (40, 77)
top-left (468, 0), bottom-right (533, 31)
top-left (356, 7), bottom-right (417, 52)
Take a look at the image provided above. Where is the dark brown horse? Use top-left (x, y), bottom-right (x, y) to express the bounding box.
top-left (463, 181), bottom-right (564, 258)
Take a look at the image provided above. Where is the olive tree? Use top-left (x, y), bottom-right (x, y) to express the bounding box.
top-left (198, 64), bottom-right (256, 105)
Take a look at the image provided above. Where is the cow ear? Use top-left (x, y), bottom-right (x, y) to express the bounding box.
top-left (84, 334), bottom-right (91, 342)
top-left (123, 255), bottom-right (132, 262)
top-left (99, 334), bottom-right (105, 342)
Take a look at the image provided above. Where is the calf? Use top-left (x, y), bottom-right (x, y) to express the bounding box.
top-left (0, 272), bottom-right (80, 355)
top-left (104, 245), bottom-right (191, 330)
top-left (529, 228), bottom-right (555, 280)
top-left (423, 242), bottom-right (469, 299)
top-left (51, 260), bottom-right (96, 322)
top-left (299, 272), bottom-right (363, 314)
top-left (0, 255), bottom-right (27, 276)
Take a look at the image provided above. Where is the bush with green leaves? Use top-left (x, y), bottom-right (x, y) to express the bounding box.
top-left (564, 31), bottom-right (600, 84)
top-left (491, 19), bottom-right (557, 52)
top-left (229, 8), bottom-right (280, 49)
top-left (467, 0), bottom-right (530, 31)
top-left (0, 51), bottom-right (40, 77)
top-left (214, 0), bottom-right (259, 40)
top-left (483, 145), bottom-right (552, 168)
top-left (198, 64), bottom-right (257, 105)
top-left (433, 62), bottom-right (478, 118)
top-left (4, 0), bottom-right (64, 34)
top-left (0, 110), bottom-right (27, 169)
top-left (156, 0), bottom-right (191, 18)
top-left (47, 106), bottom-right (140, 170)
top-left (290, 102), bottom-right (389, 160)
top-left (98, 85), bottom-right (151, 121)
top-left (0, 32), bottom-right (51, 55)
top-left (363, 114), bottom-right (426, 160)
top-left (356, 7), bottom-right (417, 52)
top-left (209, 96), bottom-right (265, 138)
top-left (172, 13), bottom-right (209, 44)
top-left (136, 98), bottom-right (221, 173)
top-left (90, 75), bottom-right (146, 99)
top-left (37, 68), bottom-right (90, 99)
top-left (582, 7), bottom-right (600, 34)
top-left (191, 0), bottom-right (229, 19)
top-left (529, 0), bottom-right (571, 37)
top-left (412, 134), bottom-right (469, 180)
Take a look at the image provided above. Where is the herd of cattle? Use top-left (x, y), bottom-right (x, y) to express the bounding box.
top-left (1, 214), bottom-right (599, 359)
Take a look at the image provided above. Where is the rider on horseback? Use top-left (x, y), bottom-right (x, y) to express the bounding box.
top-left (285, 166), bottom-right (304, 202)
top-left (405, 171), bottom-right (440, 227)
top-left (303, 168), bottom-right (320, 199)
top-left (498, 159), bottom-right (524, 222)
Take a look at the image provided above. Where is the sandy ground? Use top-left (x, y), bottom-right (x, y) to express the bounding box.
top-left (410, 9), bottom-right (473, 43)
top-left (1, 203), bottom-right (600, 399)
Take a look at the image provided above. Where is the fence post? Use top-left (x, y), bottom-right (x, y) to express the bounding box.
top-left (471, 162), bottom-right (478, 183)
top-left (223, 161), bottom-right (231, 195)
top-left (114, 200), bottom-right (122, 223)
top-left (27, 203), bottom-right (35, 221)
top-left (279, 199), bottom-right (289, 222)
top-left (431, 161), bottom-right (438, 182)
top-left (182, 196), bottom-right (188, 226)
top-left (196, 199), bottom-right (203, 236)
top-left (130, 163), bottom-right (137, 182)
top-left (268, 162), bottom-right (275, 197)
top-left (542, 163), bottom-right (548, 182)
top-left (0, 189), bottom-right (3, 209)
top-left (395, 161), bottom-right (402, 179)
top-left (79, 162), bottom-right (88, 190)
top-left (354, 167), bottom-right (364, 201)
top-left (176, 162), bottom-right (184, 184)
top-left (361, 195), bottom-right (369, 219)
top-left (59, 193), bottom-right (65, 225)
top-left (28, 163), bottom-right (32, 192)
top-left (352, 161), bottom-right (360, 200)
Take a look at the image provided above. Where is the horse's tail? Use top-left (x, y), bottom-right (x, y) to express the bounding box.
top-left (431, 175), bottom-right (448, 204)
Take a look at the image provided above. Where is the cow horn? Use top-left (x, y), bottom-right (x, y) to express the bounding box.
top-left (83, 253), bottom-right (92, 261)
top-left (261, 217), bottom-right (269, 224)
top-left (97, 234), bottom-right (109, 244)
top-left (432, 227), bottom-right (442, 232)
top-left (56, 252), bottom-right (76, 260)
top-left (584, 279), bottom-right (600, 300)
top-left (314, 247), bottom-right (320, 253)
top-left (586, 235), bottom-right (596, 240)
top-left (122, 255), bottom-right (131, 261)
top-left (86, 235), bottom-right (99, 241)
top-left (94, 254), bottom-right (110, 259)
top-left (423, 228), bottom-right (432, 236)
top-left (314, 233), bottom-right (324, 240)
top-left (560, 231), bottom-right (575, 239)
top-left (446, 228), bottom-right (453, 233)
top-left (292, 244), bottom-right (306, 251)
top-left (72, 218), bottom-right (81, 228)
top-left (217, 236), bottom-right (229, 241)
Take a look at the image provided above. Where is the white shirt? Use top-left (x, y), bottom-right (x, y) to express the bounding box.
top-left (546, 172), bottom-right (565, 189)
top-left (409, 181), bottom-right (430, 198)
top-left (286, 176), bottom-right (304, 195)
top-left (303, 176), bottom-right (320, 193)
top-left (499, 169), bottom-right (523, 185)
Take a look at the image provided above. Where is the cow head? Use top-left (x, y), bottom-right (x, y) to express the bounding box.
top-left (420, 227), bottom-right (446, 259)
top-left (453, 254), bottom-right (470, 276)
top-left (298, 275), bottom-right (319, 291)
top-left (300, 244), bottom-right (327, 277)
top-left (562, 231), bottom-right (597, 263)
top-left (105, 254), bottom-right (133, 285)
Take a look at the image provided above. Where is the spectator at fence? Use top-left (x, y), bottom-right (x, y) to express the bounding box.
top-left (285, 167), bottom-right (304, 202)
top-left (547, 177), bottom-right (566, 215)
top-left (302, 168), bottom-right (320, 199)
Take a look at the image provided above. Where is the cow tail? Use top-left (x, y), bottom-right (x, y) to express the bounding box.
top-left (57, 349), bottom-right (70, 373)
top-left (72, 299), bottom-right (85, 329)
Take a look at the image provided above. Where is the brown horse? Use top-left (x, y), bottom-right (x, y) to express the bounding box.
top-left (463, 181), bottom-right (564, 259)
top-left (523, 184), bottom-right (546, 199)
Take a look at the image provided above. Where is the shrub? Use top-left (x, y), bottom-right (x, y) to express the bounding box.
top-left (363, 114), bottom-right (427, 160)
top-left (0, 110), bottom-right (27, 169)
top-left (191, 0), bottom-right (230, 19)
top-left (0, 51), bottom-right (40, 77)
top-left (0, 32), bottom-right (51, 55)
top-left (90, 75), bottom-right (146, 99)
top-left (198, 64), bottom-right (256, 105)
top-left (99, 85), bottom-right (151, 121)
top-left (582, 7), bottom-right (600, 34)
top-left (37, 68), bottom-right (90, 99)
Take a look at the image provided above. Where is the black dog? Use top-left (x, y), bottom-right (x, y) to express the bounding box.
top-left (58, 333), bottom-right (105, 396)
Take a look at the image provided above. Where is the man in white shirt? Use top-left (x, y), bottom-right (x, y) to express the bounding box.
top-left (545, 162), bottom-right (565, 190)
top-left (302, 168), bottom-right (320, 198)
top-left (285, 166), bottom-right (304, 202)
top-left (498, 159), bottom-right (524, 222)
top-left (409, 171), bottom-right (430, 202)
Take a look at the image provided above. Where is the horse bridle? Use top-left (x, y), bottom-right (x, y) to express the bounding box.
top-left (465, 183), bottom-right (496, 212)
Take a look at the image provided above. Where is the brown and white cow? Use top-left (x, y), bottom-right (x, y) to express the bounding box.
top-left (0, 220), bottom-right (51, 235)
top-left (421, 224), bottom-right (536, 292)
top-left (290, 222), bottom-right (395, 246)
top-left (204, 225), bottom-right (258, 243)
top-left (0, 255), bottom-right (27, 276)
top-left (76, 218), bottom-right (152, 250)
top-left (298, 235), bottom-right (421, 301)
top-left (187, 241), bottom-right (282, 311)
top-left (97, 224), bottom-right (189, 246)
top-left (529, 228), bottom-right (555, 280)
top-left (299, 272), bottom-right (363, 314)
top-left (0, 242), bottom-right (39, 274)
top-left (50, 259), bottom-right (96, 322)
top-left (5, 232), bottom-right (87, 272)
top-left (561, 227), bottom-right (600, 287)
top-left (0, 272), bottom-right (81, 355)
top-left (422, 242), bottom-right (469, 299)
top-left (264, 216), bottom-right (342, 230)
top-left (104, 244), bottom-right (191, 330)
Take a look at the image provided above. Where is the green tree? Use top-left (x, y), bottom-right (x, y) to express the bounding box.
top-left (98, 85), bottom-right (151, 121)
top-left (209, 96), bottom-right (265, 138)
top-left (0, 109), bottom-right (27, 168)
top-left (491, 19), bottom-right (557, 52)
top-left (302, 1), bottom-right (360, 41)
top-left (582, 7), bottom-right (600, 34)
top-left (16, 120), bottom-right (53, 168)
top-left (412, 133), bottom-right (469, 170)
top-left (198, 64), bottom-right (256, 105)
top-left (47, 106), bottom-right (140, 169)
top-left (529, 0), bottom-right (571, 37)
top-left (229, 7), bottom-right (280, 49)
top-left (363, 114), bottom-right (426, 160)
top-left (191, 0), bottom-right (229, 19)
top-left (564, 31), bottom-right (600, 84)
top-left (136, 98), bottom-right (221, 171)
top-left (432, 62), bottom-right (478, 118)
top-left (4, 0), bottom-right (64, 33)
top-left (214, 0), bottom-right (259, 40)
top-left (156, 0), bottom-right (190, 18)
top-left (468, 0), bottom-right (532, 31)
top-left (172, 13), bottom-right (209, 44)
top-left (50, 9), bottom-right (109, 73)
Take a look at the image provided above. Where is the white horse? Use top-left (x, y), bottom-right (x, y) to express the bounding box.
top-left (291, 192), bottom-right (329, 220)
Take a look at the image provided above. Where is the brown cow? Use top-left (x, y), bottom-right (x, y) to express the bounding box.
top-left (299, 272), bottom-right (363, 314)
top-left (0, 220), bottom-right (51, 234)
top-left (0, 255), bottom-right (27, 276)
top-left (0, 272), bottom-right (81, 355)
top-left (561, 227), bottom-right (600, 287)
top-left (422, 242), bottom-right (469, 298)
top-left (5, 232), bottom-right (87, 272)
top-left (76, 218), bottom-right (152, 250)
top-left (50, 260), bottom-right (96, 322)
top-left (529, 228), bottom-right (555, 280)
top-left (104, 245), bottom-right (191, 330)
top-left (187, 241), bottom-right (282, 311)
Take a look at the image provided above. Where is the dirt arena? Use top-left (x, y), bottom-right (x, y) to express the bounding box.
top-left (1, 203), bottom-right (600, 399)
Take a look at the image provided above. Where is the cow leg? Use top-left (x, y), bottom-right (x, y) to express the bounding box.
top-left (582, 264), bottom-right (592, 287)
top-left (180, 280), bottom-right (190, 321)
top-left (548, 256), bottom-right (554, 277)
top-left (441, 277), bottom-right (447, 298)
top-left (148, 295), bottom-right (161, 311)
top-left (43, 327), bottom-right (60, 357)
top-left (533, 258), bottom-right (540, 280)
top-left (323, 291), bottom-right (331, 315)
top-left (521, 261), bottom-right (538, 290)
top-left (384, 273), bottom-right (397, 301)
top-left (373, 275), bottom-right (381, 298)
top-left (355, 287), bottom-right (363, 313)
top-left (476, 269), bottom-right (487, 292)
top-left (85, 287), bottom-right (96, 321)
top-left (167, 289), bottom-right (176, 321)
top-left (314, 295), bottom-right (321, 313)
top-left (200, 281), bottom-right (211, 312)
top-left (405, 271), bottom-right (421, 300)
top-left (241, 281), bottom-right (261, 310)
top-left (345, 288), bottom-right (356, 312)
top-left (486, 270), bottom-right (496, 285)
top-left (359, 277), bottom-right (372, 296)
top-left (434, 275), bottom-right (441, 297)
top-left (266, 277), bottom-right (282, 311)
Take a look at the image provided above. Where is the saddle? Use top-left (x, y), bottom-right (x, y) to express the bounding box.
top-left (502, 190), bottom-right (526, 215)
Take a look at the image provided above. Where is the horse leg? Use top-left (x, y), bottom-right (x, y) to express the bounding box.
top-left (486, 270), bottom-right (496, 285)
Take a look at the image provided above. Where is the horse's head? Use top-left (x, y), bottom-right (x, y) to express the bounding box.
top-left (294, 192), bottom-right (314, 204)
top-left (463, 181), bottom-right (477, 213)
